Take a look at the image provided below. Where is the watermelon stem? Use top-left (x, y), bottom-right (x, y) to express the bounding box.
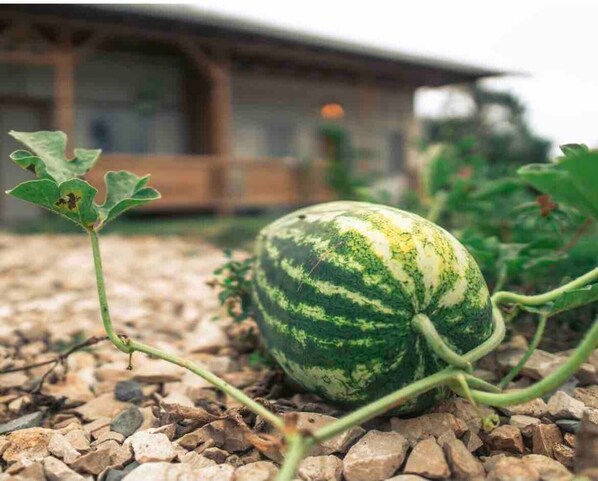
top-left (88, 230), bottom-right (287, 432)
top-left (412, 313), bottom-right (473, 372)
top-left (492, 266), bottom-right (598, 307)
top-left (470, 314), bottom-right (598, 407)
top-left (278, 434), bottom-right (314, 481)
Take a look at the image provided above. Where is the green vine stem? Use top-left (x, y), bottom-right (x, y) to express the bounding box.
top-left (471, 315), bottom-right (598, 406)
top-left (492, 267), bottom-right (598, 307)
top-left (412, 313), bottom-right (473, 371)
top-left (89, 229), bottom-right (286, 432)
top-left (498, 312), bottom-right (548, 388)
top-left (277, 435), bottom-right (314, 481)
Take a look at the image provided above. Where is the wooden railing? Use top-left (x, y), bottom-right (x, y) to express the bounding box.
top-left (85, 154), bottom-right (334, 212)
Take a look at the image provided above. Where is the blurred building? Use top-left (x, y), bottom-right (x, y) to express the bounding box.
top-left (0, 5), bottom-right (500, 222)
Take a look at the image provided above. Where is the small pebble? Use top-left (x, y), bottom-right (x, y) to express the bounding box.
top-left (0, 411), bottom-right (43, 434)
top-left (115, 381), bottom-right (144, 403)
top-left (111, 406), bottom-right (144, 437)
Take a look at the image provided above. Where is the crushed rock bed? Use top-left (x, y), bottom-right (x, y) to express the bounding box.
top-left (0, 233), bottom-right (596, 481)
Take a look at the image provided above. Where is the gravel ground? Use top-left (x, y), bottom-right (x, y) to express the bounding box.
top-left (0, 233), bottom-right (596, 481)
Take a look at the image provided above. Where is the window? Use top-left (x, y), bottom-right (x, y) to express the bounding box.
top-left (388, 130), bottom-right (405, 173)
top-left (264, 122), bottom-right (296, 157)
top-left (87, 108), bottom-right (152, 154)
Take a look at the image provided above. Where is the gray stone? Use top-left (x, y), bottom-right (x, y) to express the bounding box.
top-left (0, 411), bottom-right (42, 434)
top-left (298, 455), bottom-right (342, 481)
top-left (343, 430), bottom-right (409, 481)
top-left (547, 391), bottom-right (585, 420)
top-left (234, 461), bottom-right (279, 481)
top-left (555, 419), bottom-right (579, 433)
top-left (403, 437), bottom-right (450, 479)
top-left (115, 381), bottom-right (144, 403)
top-left (111, 406), bottom-right (144, 437)
top-left (105, 462), bottom-right (140, 481)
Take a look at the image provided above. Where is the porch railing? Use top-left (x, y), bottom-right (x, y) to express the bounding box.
top-left (85, 154), bottom-right (334, 213)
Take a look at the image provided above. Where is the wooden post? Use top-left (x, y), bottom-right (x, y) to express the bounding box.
top-left (210, 55), bottom-right (232, 215)
top-left (358, 78), bottom-right (376, 175)
top-left (54, 45), bottom-right (75, 149)
top-left (178, 38), bottom-right (233, 216)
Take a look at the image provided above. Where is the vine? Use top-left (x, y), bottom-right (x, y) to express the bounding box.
top-left (5, 131), bottom-right (598, 481)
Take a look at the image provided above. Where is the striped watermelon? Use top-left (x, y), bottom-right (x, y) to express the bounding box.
top-left (252, 201), bottom-right (493, 414)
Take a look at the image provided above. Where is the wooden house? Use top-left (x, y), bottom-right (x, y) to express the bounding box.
top-left (0, 5), bottom-right (501, 222)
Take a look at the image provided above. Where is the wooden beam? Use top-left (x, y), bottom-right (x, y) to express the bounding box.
top-left (74, 32), bottom-right (109, 60)
top-left (0, 49), bottom-right (56, 65)
top-left (0, 9), bottom-right (469, 88)
top-left (53, 45), bottom-right (75, 148)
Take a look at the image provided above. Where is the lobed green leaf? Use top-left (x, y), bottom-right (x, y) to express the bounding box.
top-left (518, 150), bottom-right (598, 220)
top-left (7, 178), bottom-right (98, 226)
top-left (5, 131), bottom-right (161, 230)
top-left (9, 131), bottom-right (101, 184)
top-left (96, 171), bottom-right (161, 227)
top-left (550, 283), bottom-right (598, 315)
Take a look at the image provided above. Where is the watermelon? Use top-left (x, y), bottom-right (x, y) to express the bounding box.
top-left (252, 201), bottom-right (493, 413)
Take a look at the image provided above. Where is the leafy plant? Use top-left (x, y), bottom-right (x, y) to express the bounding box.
top-left (6, 130), bottom-right (598, 481)
top-left (209, 250), bottom-right (254, 323)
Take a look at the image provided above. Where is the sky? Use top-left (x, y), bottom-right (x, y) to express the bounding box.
top-left (188, 0), bottom-right (598, 154)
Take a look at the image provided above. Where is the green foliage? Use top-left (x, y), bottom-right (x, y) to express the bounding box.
top-left (5, 131), bottom-right (160, 230)
top-left (550, 284), bottom-right (598, 316)
top-left (423, 86), bottom-right (551, 176)
top-left (210, 250), bottom-right (254, 323)
top-left (518, 145), bottom-right (598, 220)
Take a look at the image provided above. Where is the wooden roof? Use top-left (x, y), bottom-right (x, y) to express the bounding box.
top-left (0, 4), bottom-right (505, 88)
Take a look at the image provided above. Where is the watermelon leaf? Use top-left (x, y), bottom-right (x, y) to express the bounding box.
top-left (550, 283), bottom-right (598, 315)
top-left (7, 178), bottom-right (99, 227)
top-left (5, 131), bottom-right (160, 230)
top-left (9, 131), bottom-right (101, 184)
top-left (517, 149), bottom-right (598, 220)
top-left (96, 171), bottom-right (160, 228)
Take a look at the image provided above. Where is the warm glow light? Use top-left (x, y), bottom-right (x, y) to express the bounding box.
top-left (320, 103), bottom-right (345, 119)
